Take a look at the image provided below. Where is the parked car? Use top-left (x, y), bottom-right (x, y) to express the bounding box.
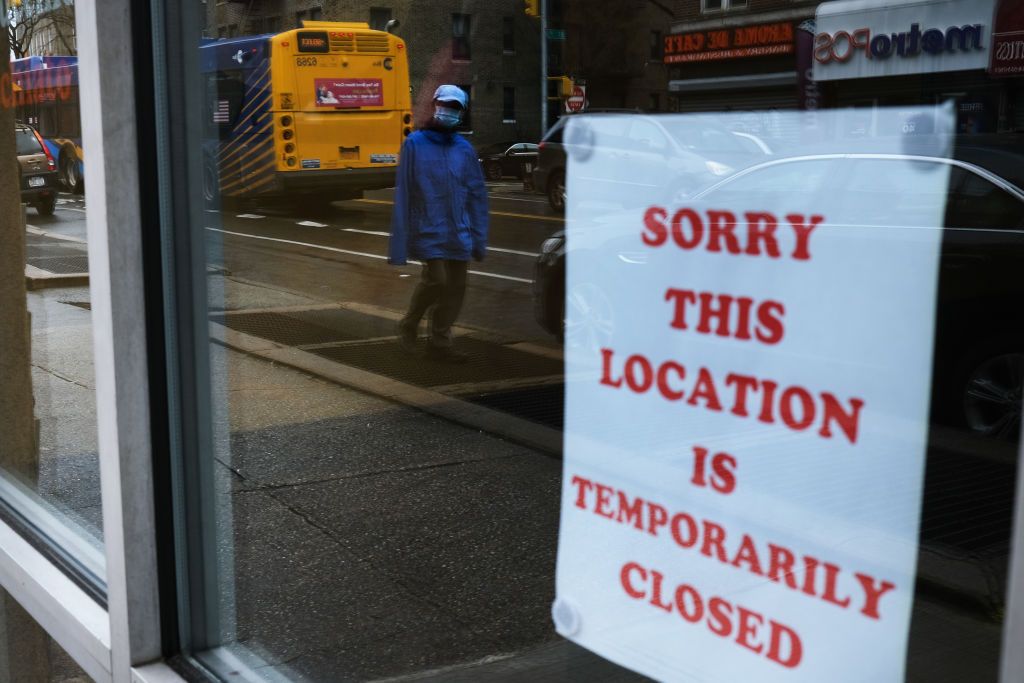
top-left (534, 153), bottom-right (1024, 441)
top-left (15, 123), bottom-right (59, 216)
top-left (476, 141), bottom-right (539, 181)
top-left (532, 112), bottom-right (773, 213)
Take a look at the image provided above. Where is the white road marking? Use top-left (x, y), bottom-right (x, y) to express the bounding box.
top-left (297, 220), bottom-right (329, 227)
top-left (207, 227), bottom-right (533, 284)
top-left (339, 227), bottom-right (538, 257)
top-left (236, 213), bottom-right (266, 219)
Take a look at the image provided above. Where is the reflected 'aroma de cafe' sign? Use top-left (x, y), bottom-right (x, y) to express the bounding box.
top-left (664, 22), bottom-right (794, 64)
top-left (554, 106), bottom-right (953, 681)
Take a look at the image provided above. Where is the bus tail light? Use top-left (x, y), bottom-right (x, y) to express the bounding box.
top-left (282, 129), bottom-right (294, 141)
top-left (286, 156), bottom-right (297, 167)
top-left (280, 115), bottom-right (293, 128)
top-left (403, 113), bottom-right (412, 125)
top-left (403, 127), bottom-right (412, 137)
top-left (284, 143), bottom-right (295, 154)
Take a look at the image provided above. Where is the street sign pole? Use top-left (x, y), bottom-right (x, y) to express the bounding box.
top-left (540, 0), bottom-right (548, 137)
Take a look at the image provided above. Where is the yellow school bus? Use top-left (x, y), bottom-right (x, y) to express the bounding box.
top-left (201, 22), bottom-right (413, 205)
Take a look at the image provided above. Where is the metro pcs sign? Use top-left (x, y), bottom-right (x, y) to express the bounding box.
top-left (814, 23), bottom-right (984, 64)
top-left (812, 0), bottom-right (993, 81)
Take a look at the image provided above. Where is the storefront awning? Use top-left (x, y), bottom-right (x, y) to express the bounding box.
top-left (669, 71), bottom-right (796, 93)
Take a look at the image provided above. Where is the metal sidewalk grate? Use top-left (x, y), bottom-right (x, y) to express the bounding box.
top-left (27, 255), bottom-right (90, 274)
top-left (465, 383), bottom-right (565, 430)
top-left (25, 235), bottom-right (89, 274)
top-left (312, 337), bottom-right (563, 388)
top-left (211, 307), bottom-right (397, 347)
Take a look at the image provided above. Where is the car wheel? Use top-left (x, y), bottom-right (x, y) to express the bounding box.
top-left (33, 196), bottom-right (56, 216)
top-left (485, 161), bottom-right (503, 181)
top-left (961, 350), bottom-right (1023, 441)
top-left (547, 171), bottom-right (566, 213)
top-left (202, 159), bottom-right (220, 206)
top-left (564, 281), bottom-right (613, 352)
top-left (60, 152), bottom-right (83, 194)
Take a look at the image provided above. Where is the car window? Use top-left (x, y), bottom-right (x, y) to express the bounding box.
top-left (946, 167), bottom-right (1024, 231)
top-left (662, 120), bottom-right (746, 154)
top-left (838, 158), bottom-right (953, 227)
top-left (15, 128), bottom-right (43, 155)
top-left (706, 158), bottom-right (835, 195)
top-left (626, 119), bottom-right (669, 152)
top-left (731, 133), bottom-right (768, 156)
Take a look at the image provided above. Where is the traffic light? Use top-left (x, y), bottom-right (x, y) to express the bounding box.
top-left (525, 0), bottom-right (539, 17)
top-left (547, 76), bottom-right (573, 98)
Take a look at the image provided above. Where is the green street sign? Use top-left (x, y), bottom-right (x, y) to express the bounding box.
top-left (546, 29), bottom-right (566, 40)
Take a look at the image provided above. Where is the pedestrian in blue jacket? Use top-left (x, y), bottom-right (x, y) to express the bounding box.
top-left (389, 84), bottom-right (489, 362)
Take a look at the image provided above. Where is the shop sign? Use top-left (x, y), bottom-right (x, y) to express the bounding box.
top-left (989, 0), bottom-right (1024, 76)
top-left (555, 106), bottom-right (952, 682)
top-left (664, 22), bottom-right (794, 64)
top-left (814, 0), bottom-right (993, 81)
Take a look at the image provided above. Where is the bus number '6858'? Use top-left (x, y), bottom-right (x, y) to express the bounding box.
top-left (296, 57), bottom-right (318, 66)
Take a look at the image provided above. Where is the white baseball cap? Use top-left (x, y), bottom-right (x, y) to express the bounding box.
top-left (433, 84), bottom-right (468, 109)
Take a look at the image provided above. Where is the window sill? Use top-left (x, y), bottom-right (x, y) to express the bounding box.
top-left (0, 518), bottom-right (110, 680)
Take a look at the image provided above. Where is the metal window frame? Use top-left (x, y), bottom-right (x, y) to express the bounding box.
top-left (0, 0), bottom-right (183, 676)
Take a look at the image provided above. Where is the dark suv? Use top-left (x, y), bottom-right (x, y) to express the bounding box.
top-left (532, 112), bottom-right (772, 213)
top-left (15, 123), bottom-right (59, 216)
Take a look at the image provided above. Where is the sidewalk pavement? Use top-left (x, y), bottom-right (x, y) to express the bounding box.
top-left (28, 264), bottom-right (1006, 682)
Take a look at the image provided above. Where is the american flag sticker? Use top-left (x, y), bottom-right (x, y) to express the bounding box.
top-left (213, 100), bottom-right (230, 123)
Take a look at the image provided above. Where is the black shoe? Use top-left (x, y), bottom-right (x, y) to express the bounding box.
top-left (396, 321), bottom-right (418, 353)
top-left (425, 345), bottom-right (470, 364)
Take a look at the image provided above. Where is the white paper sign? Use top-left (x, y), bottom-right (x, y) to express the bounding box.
top-left (555, 106), bottom-right (953, 682)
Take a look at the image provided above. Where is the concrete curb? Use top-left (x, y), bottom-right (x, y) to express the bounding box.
top-left (25, 265), bottom-right (89, 291)
top-left (209, 320), bottom-right (563, 456)
top-left (24, 225), bottom-right (90, 289)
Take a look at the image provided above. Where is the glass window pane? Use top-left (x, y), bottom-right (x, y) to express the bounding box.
top-left (3, 45), bottom-right (104, 581)
top-left (156, 2), bottom-right (1024, 682)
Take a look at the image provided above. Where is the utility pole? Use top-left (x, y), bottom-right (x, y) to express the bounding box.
top-left (0, 5), bottom-right (49, 680)
top-left (0, 0), bottom-right (38, 483)
top-left (540, 0), bottom-right (548, 136)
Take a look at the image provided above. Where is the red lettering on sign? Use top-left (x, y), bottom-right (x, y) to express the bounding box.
top-left (619, 561), bottom-right (805, 669)
top-left (643, 205), bottom-right (823, 261)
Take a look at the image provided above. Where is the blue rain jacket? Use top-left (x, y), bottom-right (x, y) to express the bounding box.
top-left (388, 128), bottom-right (489, 265)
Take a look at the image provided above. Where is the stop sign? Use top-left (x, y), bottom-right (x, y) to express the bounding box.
top-left (566, 85), bottom-right (586, 112)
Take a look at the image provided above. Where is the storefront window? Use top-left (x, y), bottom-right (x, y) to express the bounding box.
top-left (1, 14), bottom-right (104, 589)
top-left (114, 0), bottom-right (1024, 679)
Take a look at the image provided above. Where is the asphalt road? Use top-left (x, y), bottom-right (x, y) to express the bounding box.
top-left (205, 181), bottom-right (564, 344)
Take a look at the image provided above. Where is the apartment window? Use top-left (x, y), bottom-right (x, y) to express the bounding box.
top-left (369, 7), bottom-right (393, 31)
top-left (702, 0), bottom-right (748, 11)
top-left (452, 13), bottom-right (471, 61)
top-left (650, 30), bottom-right (662, 60)
top-left (296, 7), bottom-right (321, 25)
top-left (503, 16), bottom-right (515, 54)
top-left (457, 83), bottom-right (473, 130)
top-left (503, 86), bottom-right (516, 122)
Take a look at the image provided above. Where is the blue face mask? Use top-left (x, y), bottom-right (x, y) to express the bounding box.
top-left (433, 105), bottom-right (462, 128)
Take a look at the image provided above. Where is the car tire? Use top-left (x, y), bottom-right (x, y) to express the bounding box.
top-left (33, 196), bottom-right (56, 216)
top-left (547, 170), bottom-right (566, 213)
top-left (60, 150), bottom-right (84, 195)
top-left (485, 161), bottom-right (503, 181)
top-left (202, 158), bottom-right (221, 207)
top-left (955, 337), bottom-right (1024, 441)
